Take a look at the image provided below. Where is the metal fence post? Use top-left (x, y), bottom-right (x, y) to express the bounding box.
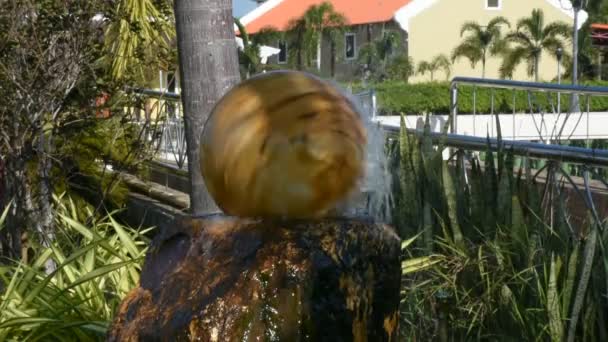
top-left (450, 83), bottom-right (458, 134)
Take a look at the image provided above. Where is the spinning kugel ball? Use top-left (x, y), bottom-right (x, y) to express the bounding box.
top-left (199, 70), bottom-right (367, 218)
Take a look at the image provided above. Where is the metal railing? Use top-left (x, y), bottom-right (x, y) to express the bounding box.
top-left (449, 77), bottom-right (608, 142)
top-left (128, 87), bottom-right (379, 169)
top-left (383, 128), bottom-right (608, 167)
top-left (129, 79), bottom-right (608, 170)
top-left (128, 88), bottom-right (187, 168)
top-left (127, 79), bottom-right (608, 230)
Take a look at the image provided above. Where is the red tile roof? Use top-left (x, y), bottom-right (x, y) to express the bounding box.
top-left (591, 23), bottom-right (608, 30)
top-left (242, 0), bottom-right (412, 34)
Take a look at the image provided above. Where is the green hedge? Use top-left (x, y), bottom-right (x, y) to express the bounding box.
top-left (366, 80), bottom-right (608, 115)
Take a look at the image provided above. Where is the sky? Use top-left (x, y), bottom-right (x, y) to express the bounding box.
top-left (233, 0), bottom-right (257, 17)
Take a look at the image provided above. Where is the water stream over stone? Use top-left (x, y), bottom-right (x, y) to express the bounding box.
top-left (349, 90), bottom-right (393, 224)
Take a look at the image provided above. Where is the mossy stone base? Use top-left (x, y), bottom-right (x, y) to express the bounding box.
top-left (107, 215), bottom-right (401, 341)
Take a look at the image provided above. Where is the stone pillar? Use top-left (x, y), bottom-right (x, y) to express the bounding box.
top-left (108, 215), bottom-right (401, 341)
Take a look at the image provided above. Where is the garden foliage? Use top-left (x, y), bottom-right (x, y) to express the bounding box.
top-left (0, 195), bottom-right (151, 341)
top-left (391, 114), bottom-right (608, 341)
top-left (366, 80), bottom-right (608, 115)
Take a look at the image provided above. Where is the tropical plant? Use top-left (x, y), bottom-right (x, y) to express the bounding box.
top-left (357, 30), bottom-right (407, 80)
top-left (578, 0), bottom-right (608, 80)
top-left (0, 0), bottom-right (154, 262)
top-left (385, 55), bottom-right (416, 82)
top-left (500, 8), bottom-right (571, 81)
top-left (391, 111), bottom-right (608, 341)
top-left (417, 54), bottom-right (452, 81)
top-left (285, 2), bottom-right (346, 74)
top-left (234, 19), bottom-right (282, 78)
top-left (0, 194), bottom-right (152, 340)
top-left (452, 17), bottom-right (511, 78)
top-left (101, 0), bottom-right (176, 83)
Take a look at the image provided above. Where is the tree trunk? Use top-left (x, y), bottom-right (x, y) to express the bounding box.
top-left (296, 29), bottom-right (304, 70)
top-left (534, 55), bottom-right (539, 82)
top-left (1, 133), bottom-right (54, 268)
top-left (35, 130), bottom-right (55, 272)
top-left (316, 36), bottom-right (321, 71)
top-left (482, 57), bottom-right (486, 79)
top-left (0, 153), bottom-right (28, 261)
top-left (173, 0), bottom-right (241, 215)
top-left (330, 40), bottom-right (336, 77)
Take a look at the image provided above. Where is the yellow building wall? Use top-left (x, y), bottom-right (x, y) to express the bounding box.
top-left (408, 0), bottom-right (574, 83)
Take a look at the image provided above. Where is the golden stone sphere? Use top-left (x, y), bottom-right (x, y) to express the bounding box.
top-left (200, 70), bottom-right (367, 219)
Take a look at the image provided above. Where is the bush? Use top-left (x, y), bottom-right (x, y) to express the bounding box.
top-left (369, 80), bottom-right (608, 115)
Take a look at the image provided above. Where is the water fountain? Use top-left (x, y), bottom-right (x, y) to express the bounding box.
top-left (108, 71), bottom-right (401, 341)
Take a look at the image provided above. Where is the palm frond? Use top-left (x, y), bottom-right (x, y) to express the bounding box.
top-left (505, 31), bottom-right (534, 49)
top-left (252, 27), bottom-right (282, 46)
top-left (543, 22), bottom-right (572, 41)
top-left (516, 9), bottom-right (544, 42)
top-left (431, 54), bottom-right (452, 80)
top-left (460, 21), bottom-right (484, 38)
top-left (500, 46), bottom-right (528, 79)
top-left (417, 60), bottom-right (432, 75)
top-left (487, 16), bottom-right (511, 31)
top-left (451, 43), bottom-right (482, 67)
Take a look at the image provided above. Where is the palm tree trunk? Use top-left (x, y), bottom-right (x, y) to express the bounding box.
top-left (534, 55), bottom-right (539, 82)
top-left (330, 40), bottom-right (336, 77)
top-left (482, 58), bottom-right (486, 79)
top-left (296, 29), bottom-right (304, 70)
top-left (316, 36), bottom-right (321, 70)
top-left (174, 0), bottom-right (241, 215)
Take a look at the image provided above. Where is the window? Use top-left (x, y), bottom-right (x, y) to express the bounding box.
top-left (345, 33), bottom-right (356, 60)
top-left (167, 72), bottom-right (176, 93)
top-left (486, 0), bottom-right (501, 10)
top-left (278, 41), bottom-right (287, 64)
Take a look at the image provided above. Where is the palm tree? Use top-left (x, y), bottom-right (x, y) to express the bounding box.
top-left (302, 2), bottom-right (347, 71)
top-left (174, 0), bottom-right (241, 214)
top-left (418, 54), bottom-right (452, 81)
top-left (102, 0), bottom-right (175, 82)
top-left (386, 55), bottom-right (416, 81)
top-left (285, 2), bottom-right (346, 73)
top-left (357, 30), bottom-right (404, 79)
top-left (235, 19), bottom-right (281, 77)
top-left (500, 9), bottom-right (571, 81)
top-left (285, 17), bottom-right (307, 70)
top-left (451, 17), bottom-right (510, 78)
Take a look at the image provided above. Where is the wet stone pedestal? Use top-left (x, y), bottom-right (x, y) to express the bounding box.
top-left (107, 215), bottom-right (401, 342)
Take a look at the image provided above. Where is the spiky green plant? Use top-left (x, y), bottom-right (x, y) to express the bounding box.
top-left (391, 112), bottom-right (608, 340)
top-left (0, 194), bottom-right (152, 341)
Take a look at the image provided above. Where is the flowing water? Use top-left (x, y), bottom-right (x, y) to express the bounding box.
top-left (350, 91), bottom-right (394, 224)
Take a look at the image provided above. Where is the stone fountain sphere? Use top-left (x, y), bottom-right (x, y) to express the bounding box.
top-left (200, 70), bottom-right (367, 219)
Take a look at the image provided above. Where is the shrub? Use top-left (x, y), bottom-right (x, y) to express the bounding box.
top-left (368, 80), bottom-right (608, 115)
